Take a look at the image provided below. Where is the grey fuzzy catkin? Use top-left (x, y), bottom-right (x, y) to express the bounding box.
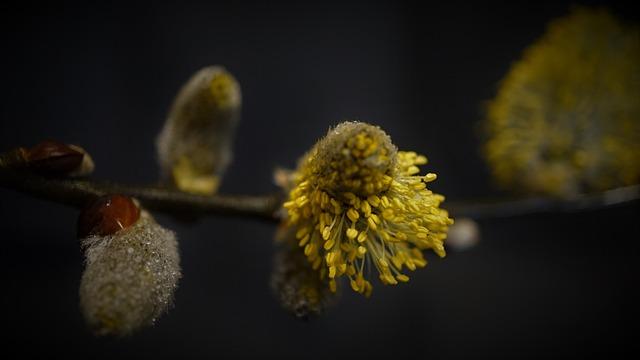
top-left (271, 243), bottom-right (336, 319)
top-left (156, 66), bottom-right (241, 194)
top-left (79, 211), bottom-right (181, 336)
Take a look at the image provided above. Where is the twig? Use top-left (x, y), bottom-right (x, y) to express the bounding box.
top-left (1, 150), bottom-right (638, 222)
top-left (446, 184), bottom-right (640, 220)
top-left (0, 157), bottom-right (283, 221)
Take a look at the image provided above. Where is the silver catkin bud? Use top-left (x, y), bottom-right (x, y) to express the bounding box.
top-left (156, 66), bottom-right (241, 195)
top-left (446, 217), bottom-right (480, 251)
top-left (271, 241), bottom-right (337, 320)
top-left (79, 211), bottom-right (181, 336)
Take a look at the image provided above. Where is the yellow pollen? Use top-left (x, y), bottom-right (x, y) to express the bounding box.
top-left (347, 208), bottom-right (360, 222)
top-left (357, 231), bottom-right (368, 243)
top-left (361, 201), bottom-right (372, 217)
top-left (298, 234), bottom-right (310, 246)
top-left (322, 227), bottom-right (331, 240)
top-left (424, 173), bottom-right (437, 182)
top-left (407, 166), bottom-right (420, 175)
top-left (367, 195), bottom-right (381, 207)
top-left (329, 266), bottom-right (337, 278)
top-left (367, 217), bottom-right (377, 230)
top-left (324, 239), bottom-right (335, 250)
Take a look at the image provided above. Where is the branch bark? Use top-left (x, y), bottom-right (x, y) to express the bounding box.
top-left (0, 154), bottom-right (283, 221)
top-left (445, 184), bottom-right (640, 220)
top-left (1, 150), bottom-right (638, 222)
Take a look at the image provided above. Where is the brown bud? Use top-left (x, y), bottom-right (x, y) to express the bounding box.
top-left (78, 195), bottom-right (141, 238)
top-left (66, 144), bottom-right (95, 177)
top-left (25, 140), bottom-right (85, 174)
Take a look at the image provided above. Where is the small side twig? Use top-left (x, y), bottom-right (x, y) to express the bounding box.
top-left (446, 184), bottom-right (640, 220)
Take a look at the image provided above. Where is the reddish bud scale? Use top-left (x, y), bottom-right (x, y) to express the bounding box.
top-left (25, 140), bottom-right (84, 174)
top-left (78, 195), bottom-right (141, 238)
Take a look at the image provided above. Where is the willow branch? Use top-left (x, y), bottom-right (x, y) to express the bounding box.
top-left (0, 159), bottom-right (283, 222)
top-left (1, 150), bottom-right (638, 222)
top-left (446, 184), bottom-right (640, 220)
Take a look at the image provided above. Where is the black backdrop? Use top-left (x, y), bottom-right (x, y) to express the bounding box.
top-left (1, 1), bottom-right (638, 358)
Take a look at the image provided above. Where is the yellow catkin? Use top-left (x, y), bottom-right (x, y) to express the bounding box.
top-left (280, 122), bottom-right (453, 297)
top-left (156, 66), bottom-right (241, 195)
top-left (484, 8), bottom-right (640, 196)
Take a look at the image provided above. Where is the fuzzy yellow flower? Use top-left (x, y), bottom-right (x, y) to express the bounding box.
top-left (157, 66), bottom-right (241, 195)
top-left (281, 122), bottom-right (453, 296)
top-left (485, 8), bottom-right (640, 196)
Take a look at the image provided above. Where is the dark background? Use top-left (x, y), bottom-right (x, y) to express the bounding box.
top-left (1, 0), bottom-right (638, 358)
